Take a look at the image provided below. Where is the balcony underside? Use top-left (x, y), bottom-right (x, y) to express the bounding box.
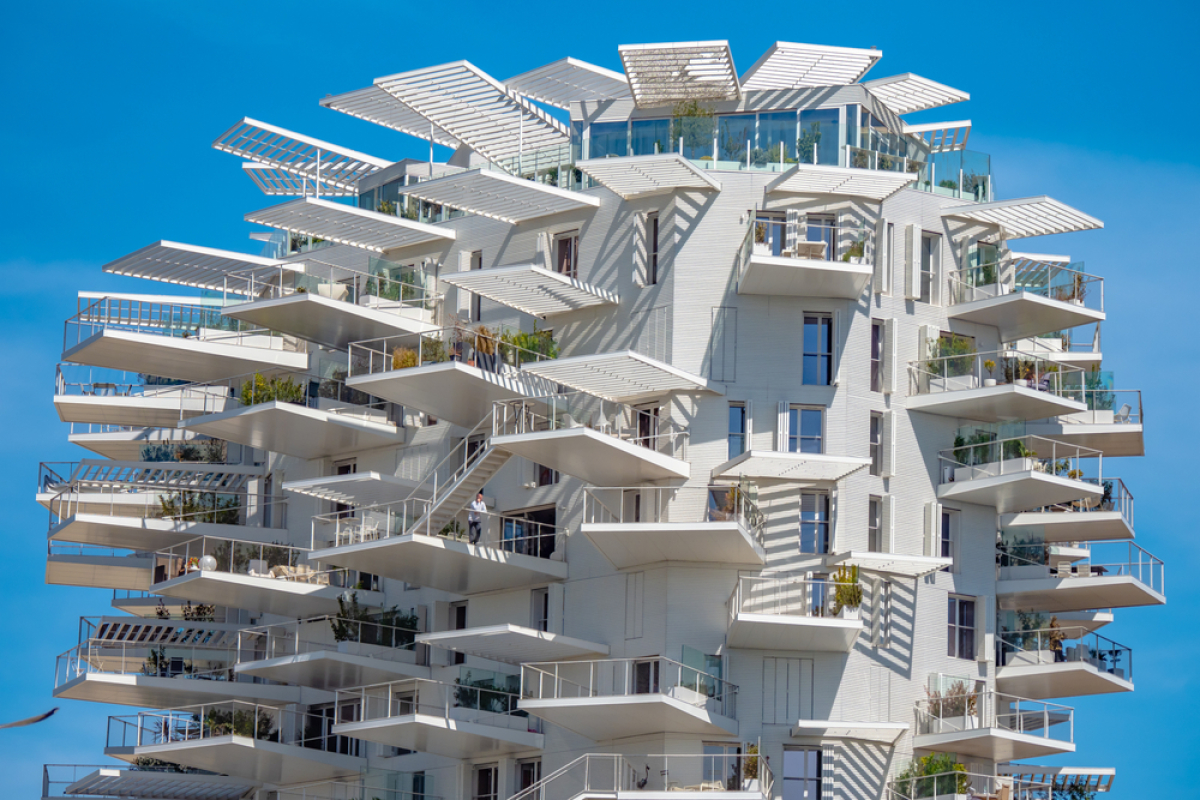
top-left (938, 471), bottom-right (1102, 514)
top-left (332, 715), bottom-right (543, 760)
top-left (727, 613), bottom-right (862, 653)
top-left (62, 329), bottom-right (308, 384)
top-left (68, 428), bottom-right (210, 461)
top-left (1053, 610), bottom-right (1113, 634)
top-left (416, 624), bottom-right (609, 664)
top-left (581, 522), bottom-right (765, 570)
top-left (826, 551), bottom-right (953, 579)
top-left (1002, 510), bottom-right (1134, 543)
top-left (790, 719), bottom-right (909, 745)
top-left (996, 660), bottom-right (1133, 700)
top-left (52, 672), bottom-right (311, 709)
top-left (153, 571), bottom-right (385, 618)
top-left (711, 451), bottom-right (869, 485)
top-left (947, 292), bottom-right (1105, 341)
top-left (182, 401), bottom-right (404, 460)
top-left (997, 573), bottom-right (1165, 613)
top-left (1024, 420), bottom-right (1144, 458)
top-left (908, 384), bottom-right (1086, 423)
top-left (494, 428), bottom-right (690, 485)
top-left (113, 737), bottom-right (364, 784)
top-left (46, 553), bottom-right (153, 590)
top-left (913, 726), bottom-right (1074, 761)
top-left (738, 254), bottom-right (872, 299)
top-left (223, 293), bottom-right (438, 351)
top-left (520, 694), bottom-right (738, 740)
top-left (57, 767), bottom-right (256, 800)
top-left (50, 514), bottom-right (288, 552)
top-left (283, 471), bottom-right (427, 508)
top-left (308, 534), bottom-right (567, 594)
top-left (234, 649), bottom-right (430, 692)
top-left (53, 392), bottom-right (231, 427)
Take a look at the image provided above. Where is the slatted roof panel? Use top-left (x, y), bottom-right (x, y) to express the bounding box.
top-left (374, 61), bottom-right (569, 166)
top-left (440, 264), bottom-right (617, 318)
top-left (999, 766), bottom-right (1114, 793)
top-left (619, 41), bottom-right (741, 109)
top-left (765, 162), bottom-right (915, 201)
top-left (741, 42), bottom-right (882, 90)
top-left (62, 768), bottom-right (255, 800)
top-left (862, 73), bottom-right (970, 115)
top-left (505, 57), bottom-right (630, 109)
top-left (62, 460), bottom-right (264, 493)
top-left (903, 120), bottom-right (971, 152)
top-left (942, 196), bottom-right (1104, 239)
top-left (827, 551), bottom-right (953, 579)
top-left (245, 197), bottom-right (456, 254)
top-left (399, 169), bottom-right (599, 225)
top-left (578, 154), bottom-right (722, 200)
top-left (283, 471), bottom-right (421, 507)
top-left (320, 85), bottom-right (460, 149)
top-left (242, 162), bottom-right (356, 197)
top-left (520, 350), bottom-right (723, 403)
top-left (101, 241), bottom-right (295, 292)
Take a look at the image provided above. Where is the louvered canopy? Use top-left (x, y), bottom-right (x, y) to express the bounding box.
top-left (903, 120), bottom-right (971, 152)
top-left (245, 197), bottom-right (455, 253)
top-left (320, 84), bottom-right (460, 148)
top-left (242, 162), bottom-right (357, 197)
top-left (942, 196), bottom-right (1103, 239)
top-left (440, 264), bottom-right (617, 318)
top-left (765, 163), bottom-right (915, 201)
top-left (619, 41), bottom-right (741, 109)
top-left (741, 42), bottom-right (881, 90)
top-left (520, 350), bottom-right (722, 403)
top-left (506, 57), bottom-right (630, 109)
top-left (578, 154), bottom-right (721, 200)
top-left (101, 241), bottom-right (294, 292)
top-left (398, 168), bottom-right (599, 224)
top-left (862, 73), bottom-right (969, 115)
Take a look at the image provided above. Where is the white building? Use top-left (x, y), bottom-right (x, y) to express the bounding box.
top-left (42, 41), bottom-right (1148, 800)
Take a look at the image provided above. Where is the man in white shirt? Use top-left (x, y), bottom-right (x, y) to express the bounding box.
top-left (467, 492), bottom-right (486, 544)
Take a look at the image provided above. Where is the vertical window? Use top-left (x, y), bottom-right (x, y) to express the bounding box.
top-left (783, 747), bottom-right (822, 800)
top-left (555, 231), bottom-right (579, 278)
top-left (788, 406), bottom-right (823, 454)
top-left (469, 251), bottom-right (483, 322)
top-left (531, 588), bottom-right (549, 632)
top-left (703, 742), bottom-right (743, 791)
top-left (754, 212), bottom-right (785, 256)
top-left (633, 658), bottom-right (660, 693)
top-left (868, 496), bottom-right (883, 552)
top-left (518, 760), bottom-right (542, 793)
top-left (803, 314), bottom-right (834, 385)
top-left (473, 765), bottom-right (499, 800)
top-left (920, 233), bottom-right (939, 303)
top-left (799, 492), bottom-right (830, 554)
top-left (636, 406), bottom-right (660, 450)
top-left (947, 596), bottom-right (976, 659)
top-left (941, 510), bottom-right (956, 571)
top-left (805, 214), bottom-right (836, 261)
top-left (450, 601), bottom-right (467, 665)
top-left (870, 321), bottom-right (884, 392)
top-left (885, 222), bottom-right (895, 292)
top-left (647, 212), bottom-right (660, 285)
top-left (535, 463), bottom-right (559, 486)
top-left (869, 412), bottom-right (883, 476)
top-left (728, 403), bottom-right (747, 459)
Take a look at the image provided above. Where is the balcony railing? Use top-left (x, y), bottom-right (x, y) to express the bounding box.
top-left (520, 656), bottom-right (737, 719)
top-left (153, 535), bottom-right (377, 592)
top-left (997, 540), bottom-right (1165, 596)
top-left (949, 260), bottom-right (1103, 312)
top-left (911, 350), bottom-right (1085, 397)
top-left (998, 626), bottom-right (1132, 681)
top-left (43, 764), bottom-right (220, 798)
top-left (888, 771), bottom-right (1050, 800)
top-left (938, 435), bottom-right (1102, 485)
top-left (1032, 476), bottom-right (1134, 525)
top-left (223, 259), bottom-right (441, 317)
top-left (1055, 388), bottom-right (1143, 426)
top-left (728, 575), bottom-right (848, 621)
top-left (348, 326), bottom-right (553, 378)
top-left (109, 589), bottom-right (240, 623)
top-left (55, 638), bottom-right (252, 689)
top-left (584, 485), bottom-right (765, 539)
top-left (336, 678), bottom-right (540, 735)
top-left (511, 753), bottom-right (774, 800)
top-left (914, 690), bottom-right (1073, 744)
top-left (48, 485), bottom-right (288, 531)
top-left (747, 220), bottom-right (875, 264)
top-left (236, 615), bottom-right (420, 665)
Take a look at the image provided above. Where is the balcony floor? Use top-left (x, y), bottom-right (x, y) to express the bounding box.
top-left (727, 613), bottom-right (863, 653)
top-left (908, 384), bottom-right (1086, 424)
top-left (152, 571), bottom-right (385, 618)
top-left (46, 553), bottom-right (153, 590)
top-left (67, 428), bottom-right (209, 461)
top-left (997, 572), bottom-right (1165, 613)
top-left (947, 292), bottom-right (1105, 341)
top-left (582, 521), bottom-right (765, 570)
top-left (938, 470), bottom-right (1102, 514)
top-left (416, 624), bottom-right (609, 664)
top-left (1001, 510), bottom-right (1134, 543)
top-left (234, 648), bottom-right (430, 692)
top-left (53, 672), bottom-right (313, 709)
top-left (53, 392), bottom-right (230, 427)
top-left (738, 253), bottom-right (871, 299)
top-left (50, 514), bottom-right (289, 552)
top-left (996, 660), bottom-right (1133, 700)
top-left (223, 293), bottom-right (438, 351)
top-left (494, 427), bottom-right (690, 485)
top-left (1024, 420), bottom-right (1144, 458)
top-left (519, 694), bottom-right (738, 740)
top-left (913, 726), bottom-right (1074, 761)
top-left (181, 401), bottom-right (405, 460)
top-left (57, 767), bottom-right (255, 800)
top-left (332, 715), bottom-right (543, 760)
top-left (115, 737), bottom-right (364, 785)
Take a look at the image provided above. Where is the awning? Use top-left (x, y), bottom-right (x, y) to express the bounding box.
top-left (439, 264), bottom-right (617, 318)
top-left (790, 719), bottom-right (908, 745)
top-left (826, 551), bottom-right (953, 579)
top-left (903, 120), bottom-right (971, 152)
top-left (578, 154), bottom-right (721, 200)
top-left (712, 451), bottom-right (870, 483)
top-left (283, 471), bottom-right (424, 507)
top-left (319, 85), bottom-right (459, 148)
top-left (619, 41), bottom-right (741, 108)
top-left (506, 57), bottom-right (630, 109)
top-left (59, 459), bottom-right (263, 493)
top-left (242, 162), bottom-right (356, 197)
top-left (863, 73), bottom-right (969, 115)
top-left (398, 168), bottom-right (599, 224)
top-left (520, 350), bottom-right (723, 403)
top-left (101, 241), bottom-right (294, 292)
top-left (998, 766), bottom-right (1114, 794)
top-left (765, 163), bottom-right (915, 201)
top-left (245, 197), bottom-right (455, 253)
top-left (942, 196), bottom-right (1103, 239)
top-left (57, 767), bottom-right (255, 800)
top-left (741, 42), bottom-right (881, 90)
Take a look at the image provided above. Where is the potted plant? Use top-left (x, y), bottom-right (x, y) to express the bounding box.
top-left (982, 359), bottom-right (997, 387)
top-left (831, 564), bottom-right (863, 620)
top-left (842, 238), bottom-right (866, 264)
top-left (391, 346), bottom-right (418, 370)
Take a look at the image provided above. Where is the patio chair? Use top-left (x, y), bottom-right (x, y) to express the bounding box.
top-left (1113, 403), bottom-right (1132, 423)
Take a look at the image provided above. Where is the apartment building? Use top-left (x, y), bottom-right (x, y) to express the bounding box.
top-left (41, 40), bottom-right (1148, 800)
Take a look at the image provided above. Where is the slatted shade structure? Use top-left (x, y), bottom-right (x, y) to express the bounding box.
top-left (942, 196), bottom-right (1103, 239)
top-left (903, 120), bottom-right (971, 152)
top-left (213, 118), bottom-right (390, 194)
top-left (440, 264), bottom-right (617, 318)
top-left (59, 460), bottom-right (263, 493)
top-left (101, 241), bottom-right (293, 293)
top-left (520, 350), bottom-right (722, 403)
top-left (999, 766), bottom-right (1114, 794)
top-left (827, 551), bottom-right (953, 579)
top-left (505, 57), bottom-right (630, 109)
top-left (319, 85), bottom-right (459, 148)
top-left (398, 169), bottom-right (599, 224)
top-left (740, 42), bottom-right (881, 90)
top-left (863, 73), bottom-right (969, 115)
top-left (245, 197), bottom-right (455, 253)
top-left (374, 61), bottom-right (569, 166)
top-left (90, 617), bottom-right (243, 649)
top-left (619, 41), bottom-right (741, 109)
top-left (283, 471), bottom-right (422, 508)
top-left (765, 163), bottom-right (915, 201)
top-left (242, 163), bottom-right (356, 197)
top-left (578, 154), bottom-right (721, 199)
top-left (56, 767), bottom-right (255, 800)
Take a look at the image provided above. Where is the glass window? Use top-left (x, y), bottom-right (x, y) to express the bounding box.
top-left (647, 212), bottom-right (659, 285)
top-left (947, 596), bottom-right (976, 659)
top-left (870, 321), bottom-right (884, 392)
top-left (588, 121), bottom-right (628, 159)
top-left (518, 761), bottom-right (542, 793)
top-left (673, 109), bottom-right (715, 161)
top-left (805, 214), bottom-right (836, 262)
top-left (798, 108), bottom-right (839, 166)
top-left (754, 212), bottom-right (785, 256)
top-left (536, 463), bottom-right (559, 486)
top-left (631, 118), bottom-right (673, 156)
top-left (869, 412), bottom-right (883, 476)
top-left (703, 743), bottom-right (742, 791)
top-left (783, 748), bottom-right (822, 800)
top-left (717, 114), bottom-right (756, 163)
top-left (357, 187), bottom-right (376, 211)
top-left (728, 403), bottom-right (747, 459)
top-left (531, 588), bottom-right (549, 632)
top-left (788, 406), bottom-right (823, 454)
top-left (868, 497), bottom-right (883, 552)
top-left (555, 231), bottom-right (579, 278)
top-left (759, 111), bottom-right (798, 164)
top-left (473, 765), bottom-right (498, 800)
top-left (941, 510), bottom-right (955, 571)
top-left (800, 492), bottom-right (830, 554)
top-left (803, 314), bottom-right (834, 385)
top-left (920, 233), bottom-right (939, 303)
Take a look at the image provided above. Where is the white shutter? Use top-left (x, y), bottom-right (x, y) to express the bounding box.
top-left (882, 494), bottom-right (895, 553)
top-left (776, 401), bottom-right (789, 451)
top-left (832, 308), bottom-right (844, 385)
top-left (904, 224), bottom-right (921, 299)
top-left (924, 501), bottom-right (942, 557)
top-left (835, 210), bottom-right (848, 262)
top-left (883, 318), bottom-right (897, 395)
top-left (873, 215), bottom-right (888, 293)
top-left (977, 595), bottom-right (994, 662)
top-left (828, 486), bottom-right (839, 553)
top-left (455, 251), bottom-right (472, 319)
top-left (633, 213), bottom-right (648, 287)
top-left (785, 209), bottom-right (800, 253)
top-left (745, 400), bottom-right (753, 446)
top-left (881, 410), bottom-right (896, 478)
top-left (536, 231), bottom-right (552, 271)
top-left (919, 324), bottom-right (941, 366)
top-left (934, 235), bottom-right (948, 306)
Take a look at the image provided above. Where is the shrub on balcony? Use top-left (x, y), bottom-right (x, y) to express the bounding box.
top-left (239, 373), bottom-right (305, 406)
top-left (894, 753), bottom-right (969, 798)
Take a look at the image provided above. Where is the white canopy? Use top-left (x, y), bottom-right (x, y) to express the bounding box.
top-left (506, 57), bottom-right (630, 109)
top-left (399, 169), bottom-right (599, 224)
top-left (440, 264), bottom-right (616, 318)
top-left (619, 41), bottom-right (741, 109)
top-left (942, 196), bottom-right (1103, 239)
top-left (903, 120), bottom-right (971, 152)
top-left (741, 42), bottom-right (881, 90)
top-left (578, 154), bottom-right (721, 200)
top-left (283, 471), bottom-right (423, 507)
top-left (863, 73), bottom-right (969, 115)
top-left (61, 460), bottom-right (263, 493)
top-left (245, 197), bottom-right (455, 253)
top-left (521, 350), bottom-right (723, 403)
top-left (790, 720), bottom-right (908, 745)
top-left (102, 241), bottom-right (293, 292)
top-left (712, 451), bottom-right (871, 483)
top-left (827, 551), bottom-right (953, 579)
top-left (242, 162), bottom-right (355, 197)
top-left (765, 162), bottom-right (915, 201)
top-left (320, 85), bottom-right (459, 148)
top-left (998, 766), bottom-right (1114, 794)
top-left (58, 768), bottom-right (255, 800)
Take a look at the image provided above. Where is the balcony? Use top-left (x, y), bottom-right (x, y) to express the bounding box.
top-left (331, 678), bottom-right (542, 759)
top-left (106, 703), bottom-right (366, 784)
top-left (42, 764), bottom-right (256, 800)
top-left (519, 656), bottom-right (738, 739)
top-left (511, 752), bottom-right (773, 800)
top-left (737, 219), bottom-right (874, 299)
top-left (726, 575), bottom-right (863, 653)
top-left (345, 328), bottom-right (553, 428)
top-left (997, 626), bottom-right (1133, 699)
top-left (417, 624), bottom-right (609, 665)
top-left (439, 262), bottom-right (618, 319)
top-left (38, 459), bottom-right (264, 516)
top-left (63, 296), bottom-right (308, 383)
top-left (908, 350), bottom-right (1087, 423)
top-left (234, 615), bottom-right (429, 690)
top-left (947, 259), bottom-right (1105, 341)
top-left (936, 435), bottom-right (1103, 513)
top-left (66, 424), bottom-right (217, 461)
top-left (284, 470), bottom-right (425, 508)
top-left (711, 451), bottom-right (870, 485)
top-left (150, 535), bottom-right (384, 617)
top-left (492, 392), bottom-right (691, 485)
top-left (912, 690), bottom-right (1074, 760)
top-left (581, 486), bottom-right (766, 570)
top-left (273, 777), bottom-right (441, 800)
top-left (53, 365), bottom-right (234, 428)
top-left (1001, 477), bottom-right (1135, 543)
top-left (46, 544), bottom-right (154, 590)
top-left (1027, 389), bottom-right (1144, 458)
top-left (997, 540), bottom-right (1165, 612)
top-left (1011, 326), bottom-right (1103, 369)
top-left (889, 770), bottom-right (1051, 800)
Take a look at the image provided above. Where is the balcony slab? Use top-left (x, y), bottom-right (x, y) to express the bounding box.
top-left (582, 521), bottom-right (764, 570)
top-left (519, 694), bottom-right (738, 740)
top-left (727, 613), bottom-right (862, 653)
top-left (493, 428), bottom-right (690, 485)
top-left (996, 572), bottom-right (1164, 613)
top-left (938, 469), bottom-right (1102, 514)
top-left (416, 624), bottom-right (609, 664)
top-left (908, 384), bottom-right (1086, 423)
top-left (181, 401), bottom-right (404, 460)
top-left (996, 660), bottom-right (1133, 700)
top-left (223, 293), bottom-right (438, 351)
top-left (332, 715), bottom-right (542, 760)
top-left (46, 552), bottom-right (153, 590)
top-left (235, 649), bottom-right (429, 691)
top-left (112, 738), bottom-right (364, 785)
top-left (947, 292), bottom-right (1105, 341)
top-left (738, 253), bottom-right (871, 299)
top-left (152, 571), bottom-right (384, 618)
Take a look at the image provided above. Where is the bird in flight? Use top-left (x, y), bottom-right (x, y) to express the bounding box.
top-left (0, 708), bottom-right (58, 729)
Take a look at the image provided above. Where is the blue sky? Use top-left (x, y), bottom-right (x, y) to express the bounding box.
top-left (2, 1), bottom-right (1198, 797)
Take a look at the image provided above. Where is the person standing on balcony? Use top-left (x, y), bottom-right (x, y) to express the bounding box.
top-left (468, 492), bottom-right (486, 544)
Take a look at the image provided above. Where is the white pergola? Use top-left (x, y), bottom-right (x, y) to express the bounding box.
top-left (57, 767), bottom-right (255, 800)
top-left (374, 61), bottom-right (569, 166)
top-left (903, 120), bottom-right (971, 152)
top-left (998, 766), bottom-right (1114, 794)
top-left (740, 42), bottom-right (882, 90)
top-left (65, 460), bottom-right (263, 493)
top-left (319, 85), bottom-right (459, 148)
top-left (520, 350), bottom-right (723, 403)
top-left (283, 471), bottom-right (423, 507)
top-left (863, 73), bottom-right (969, 115)
top-left (245, 197), bottom-right (456, 253)
top-left (212, 117), bottom-right (390, 194)
top-left (619, 41), bottom-right (741, 109)
top-left (710, 451), bottom-right (871, 483)
top-left (439, 264), bottom-right (617, 318)
top-left (826, 551), bottom-right (953, 579)
top-left (505, 57), bottom-right (630, 109)
top-left (101, 241), bottom-right (294, 292)
top-left (242, 162), bottom-right (356, 198)
top-left (397, 169), bottom-right (599, 225)
top-left (942, 196), bottom-right (1103, 239)
top-left (790, 720), bottom-right (909, 745)
top-left (578, 154), bottom-right (721, 200)
top-left (765, 163), bottom-right (915, 201)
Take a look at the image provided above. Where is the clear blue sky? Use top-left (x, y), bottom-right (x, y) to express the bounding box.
top-left (2, 1), bottom-right (1197, 797)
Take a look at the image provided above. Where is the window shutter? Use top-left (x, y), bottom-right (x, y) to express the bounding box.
top-left (924, 501), bottom-right (942, 557)
top-left (745, 400), bottom-right (753, 446)
top-left (536, 231), bottom-right (552, 271)
top-left (832, 308), bottom-right (844, 385)
top-left (919, 324), bottom-right (940, 367)
top-left (934, 234), bottom-right (948, 307)
top-left (977, 595), bottom-right (993, 661)
top-left (874, 215), bottom-right (888, 293)
top-left (883, 318), bottom-right (897, 394)
top-left (904, 224), bottom-right (921, 299)
top-left (633, 213), bottom-right (648, 287)
top-left (835, 210), bottom-right (848, 262)
top-left (776, 401), bottom-right (789, 451)
top-left (828, 486), bottom-right (839, 553)
top-left (455, 251), bottom-right (472, 319)
top-left (882, 494), bottom-right (895, 553)
top-left (785, 209), bottom-right (800, 253)
top-left (881, 410), bottom-right (896, 478)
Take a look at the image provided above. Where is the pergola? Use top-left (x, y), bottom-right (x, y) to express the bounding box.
top-left (245, 197), bottom-right (455, 253)
top-left (619, 41), bottom-right (741, 108)
top-left (863, 73), bottom-right (969, 114)
top-left (740, 41), bottom-right (882, 90)
top-left (765, 163), bottom-right (915, 201)
top-left (942, 196), bottom-right (1103, 239)
top-left (101, 241), bottom-right (294, 293)
top-left (506, 57), bottom-right (630, 109)
top-left (397, 169), bottom-right (598, 224)
top-left (578, 154), bottom-right (721, 200)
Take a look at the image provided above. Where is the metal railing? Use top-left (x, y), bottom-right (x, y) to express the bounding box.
top-left (348, 326), bottom-right (554, 377)
top-left (1032, 476), bottom-right (1134, 526)
top-left (55, 638), bottom-right (250, 688)
top-left (1057, 388), bottom-right (1143, 426)
top-left (914, 690), bottom-right (1073, 745)
top-left (583, 485), bottom-right (765, 544)
top-left (998, 625), bottom-right (1132, 681)
top-left (728, 575), bottom-right (848, 621)
top-left (236, 615), bottom-right (420, 666)
top-left (224, 259), bottom-right (441, 317)
top-left (510, 752), bottom-right (773, 800)
top-left (997, 540), bottom-right (1165, 597)
top-left (938, 435), bottom-right (1102, 485)
top-left (152, 535), bottom-right (376, 592)
top-left (336, 678), bottom-right (540, 735)
top-left (42, 764), bottom-right (220, 798)
top-left (520, 656), bottom-right (737, 719)
top-left (749, 221), bottom-right (874, 264)
top-left (400, 411), bottom-right (494, 513)
top-left (910, 350), bottom-right (1085, 397)
top-left (888, 771), bottom-right (1050, 800)
top-left (48, 485), bottom-right (288, 531)
top-left (949, 259), bottom-right (1103, 312)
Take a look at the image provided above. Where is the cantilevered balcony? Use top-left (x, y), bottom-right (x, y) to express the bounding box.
top-left (284, 470), bottom-right (425, 508)
top-left (37, 459), bottom-right (265, 516)
top-left (937, 435), bottom-right (1103, 513)
top-left (106, 703), bottom-right (365, 784)
top-left (912, 690), bottom-right (1074, 760)
top-left (53, 365), bottom-right (235, 427)
top-left (1027, 389), bottom-right (1144, 457)
top-left (66, 424), bottom-right (217, 461)
top-left (510, 752), bottom-right (773, 800)
top-left (519, 657), bottom-right (738, 739)
top-left (63, 296), bottom-right (308, 383)
top-left (997, 540), bottom-right (1165, 612)
top-left (345, 328), bottom-right (554, 428)
top-left (737, 219), bottom-right (874, 299)
top-left (727, 575), bottom-right (863, 653)
top-left (997, 626), bottom-right (1133, 699)
top-left (889, 770), bottom-right (1051, 800)
top-left (42, 763), bottom-right (256, 800)
top-left (332, 678), bottom-right (542, 759)
top-left (946, 258), bottom-right (1105, 341)
top-left (492, 392), bottom-right (690, 484)
top-left (235, 615), bottom-right (429, 690)
top-left (908, 350), bottom-right (1087, 423)
top-left (711, 450), bottom-right (870, 485)
top-left (1001, 477), bottom-right (1135, 543)
top-left (1011, 325), bottom-right (1103, 369)
top-left (418, 624), bottom-right (609, 665)
top-left (581, 485), bottom-right (765, 569)
top-left (46, 543), bottom-right (155, 590)
top-left (439, 263), bottom-right (618, 319)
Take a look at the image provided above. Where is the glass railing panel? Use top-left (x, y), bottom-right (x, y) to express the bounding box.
top-left (938, 434), bottom-right (1102, 485)
top-left (337, 678), bottom-right (538, 734)
top-left (152, 535), bottom-right (375, 592)
top-left (997, 626), bottom-right (1132, 681)
top-left (888, 771), bottom-right (1050, 800)
top-left (911, 350), bottom-right (1086, 397)
top-left (55, 638), bottom-right (255, 688)
top-left (581, 486), bottom-right (765, 547)
top-left (348, 325), bottom-right (555, 378)
top-left (914, 690), bottom-right (1073, 743)
top-left (997, 540), bottom-right (1164, 596)
top-left (949, 260), bottom-right (1103, 313)
top-left (236, 614), bottom-right (420, 665)
top-left (728, 575), bottom-right (853, 620)
top-left (225, 259), bottom-right (442, 317)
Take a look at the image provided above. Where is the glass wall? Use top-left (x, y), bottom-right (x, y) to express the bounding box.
top-left (717, 114), bottom-right (756, 164)
top-left (759, 111), bottom-right (798, 163)
top-left (588, 121), bottom-right (628, 159)
top-left (798, 108), bottom-right (840, 166)
top-left (630, 118), bottom-right (672, 156)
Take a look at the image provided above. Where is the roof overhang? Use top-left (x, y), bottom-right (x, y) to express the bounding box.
top-left (399, 168), bottom-right (599, 224)
top-left (101, 240), bottom-right (293, 292)
top-left (505, 57), bottom-right (630, 108)
top-left (790, 719), bottom-right (908, 745)
top-left (319, 85), bottom-right (459, 148)
top-left (58, 767), bottom-right (256, 800)
top-left (827, 551), bottom-right (954, 579)
top-left (619, 41), bottom-right (741, 108)
top-left (765, 162), bottom-right (915, 200)
top-left (245, 197), bottom-right (455, 253)
top-left (578, 154), bottom-right (722, 199)
top-left (242, 162), bottom-right (357, 198)
top-left (741, 42), bottom-right (881, 90)
top-left (903, 120), bottom-right (971, 152)
top-left (520, 350), bottom-right (724, 403)
top-left (942, 196), bottom-right (1103, 239)
top-left (862, 73), bottom-right (969, 115)
top-left (283, 471), bottom-right (425, 507)
top-left (416, 623), bottom-right (610, 663)
top-left (712, 450), bottom-right (871, 484)
top-left (439, 263), bottom-right (617, 318)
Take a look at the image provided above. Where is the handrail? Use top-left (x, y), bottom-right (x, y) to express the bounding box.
top-left (510, 753), bottom-right (774, 799)
top-left (223, 258), bottom-right (442, 316)
top-left (997, 625), bottom-right (1132, 681)
top-left (55, 638), bottom-right (249, 688)
top-left (583, 485), bottom-right (765, 546)
top-left (997, 540), bottom-right (1165, 596)
top-left (914, 690), bottom-right (1073, 744)
top-left (403, 410), bottom-right (494, 509)
top-left (909, 348), bottom-right (1085, 398)
top-left (939, 434), bottom-right (1102, 483)
top-left (48, 487), bottom-right (288, 531)
top-left (888, 770), bottom-right (1050, 800)
top-left (347, 326), bottom-right (553, 378)
top-left (1030, 476), bottom-right (1134, 527)
top-left (728, 574), bottom-right (851, 622)
top-left (335, 677), bottom-right (538, 735)
top-left (948, 258), bottom-right (1103, 311)
top-left (236, 614), bottom-right (420, 665)
top-left (152, 534), bottom-right (376, 592)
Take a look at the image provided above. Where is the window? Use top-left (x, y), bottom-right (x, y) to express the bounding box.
top-left (788, 406), bottom-right (823, 454)
top-left (535, 463), bottom-right (559, 486)
top-left (503, 506), bottom-right (557, 559)
top-left (647, 212), bottom-right (660, 285)
top-left (754, 212), bottom-right (785, 256)
top-left (868, 496), bottom-right (883, 552)
top-left (469, 251), bottom-right (483, 322)
top-left (554, 231), bottom-right (579, 278)
top-left (803, 314), bottom-right (834, 385)
top-left (783, 747), bottom-right (822, 800)
top-left (870, 321), bottom-right (884, 392)
top-left (884, 223), bottom-right (895, 292)
top-left (920, 233), bottom-right (939, 303)
top-left (941, 509), bottom-right (956, 571)
top-left (633, 659), bottom-right (660, 693)
top-left (473, 765), bottom-right (499, 800)
top-left (728, 403), bottom-right (747, 459)
top-left (518, 760), bottom-right (542, 793)
top-left (805, 214), bottom-right (836, 262)
top-left (531, 588), bottom-right (549, 632)
top-left (799, 492), bottom-right (830, 554)
top-left (636, 406), bottom-right (660, 450)
top-left (869, 412), bottom-right (883, 476)
top-left (450, 602), bottom-right (467, 665)
top-left (703, 743), bottom-right (742, 791)
top-left (947, 596), bottom-right (976, 659)
top-left (588, 121), bottom-right (628, 158)
top-left (798, 106), bottom-right (839, 165)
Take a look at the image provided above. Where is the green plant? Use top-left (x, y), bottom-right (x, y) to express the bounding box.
top-left (376, 200), bottom-right (397, 216)
top-left (670, 100), bottom-right (715, 154)
top-left (938, 178), bottom-right (959, 190)
top-left (500, 324), bottom-right (559, 364)
top-left (331, 592), bottom-right (370, 642)
top-left (894, 753), bottom-right (969, 798)
top-left (132, 757), bottom-right (192, 773)
top-left (438, 519), bottom-right (465, 540)
top-left (742, 744), bottom-right (759, 780)
top-left (475, 325), bottom-right (497, 356)
top-left (181, 601), bottom-right (216, 622)
top-left (203, 708), bottom-right (274, 739)
top-left (797, 121), bottom-right (823, 163)
top-left (924, 680), bottom-right (977, 718)
top-left (926, 335), bottom-right (976, 377)
top-left (239, 373), bottom-right (305, 406)
top-left (831, 564), bottom-right (862, 613)
top-left (841, 239), bottom-right (866, 262)
top-left (983, 359), bottom-right (996, 379)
